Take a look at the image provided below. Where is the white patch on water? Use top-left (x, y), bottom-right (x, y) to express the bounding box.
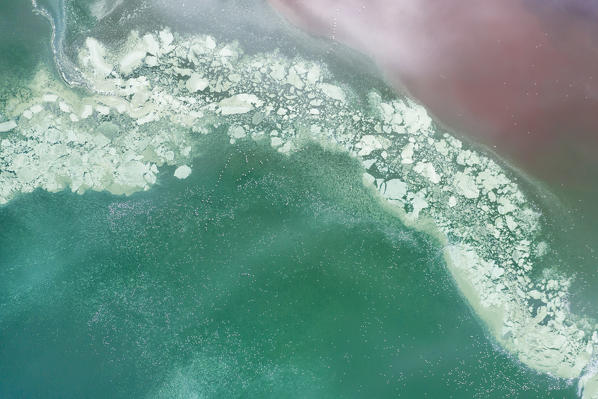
top-left (173, 165), bottom-right (192, 180)
top-left (579, 355), bottom-right (598, 399)
top-left (1, 27), bottom-right (597, 396)
top-left (89, 0), bottom-right (124, 21)
top-left (150, 350), bottom-right (322, 399)
top-left (0, 120), bottom-right (17, 133)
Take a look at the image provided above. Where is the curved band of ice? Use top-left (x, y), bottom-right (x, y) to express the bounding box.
top-left (1, 27), bottom-right (597, 397)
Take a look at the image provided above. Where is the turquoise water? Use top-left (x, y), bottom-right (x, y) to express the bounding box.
top-left (0, 139), bottom-right (576, 397)
top-left (1, 0), bottom-right (596, 397)
top-left (0, 1), bottom-right (51, 109)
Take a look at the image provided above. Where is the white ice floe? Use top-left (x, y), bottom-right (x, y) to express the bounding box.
top-left (454, 171), bottom-right (480, 199)
top-left (380, 179), bottom-right (407, 201)
top-left (174, 165), bottom-right (192, 180)
top-left (218, 94), bottom-right (262, 115)
top-left (319, 83), bottom-right (345, 102)
top-left (413, 161), bottom-right (441, 184)
top-left (356, 135), bottom-right (390, 157)
top-left (0, 120), bottom-right (17, 133)
top-left (186, 73), bottom-right (209, 93)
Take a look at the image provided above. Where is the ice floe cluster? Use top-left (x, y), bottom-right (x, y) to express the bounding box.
top-left (0, 28), bottom-right (597, 397)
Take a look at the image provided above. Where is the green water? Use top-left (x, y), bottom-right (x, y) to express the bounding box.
top-left (1, 0), bottom-right (595, 397)
top-left (0, 1), bottom-right (52, 111)
top-left (0, 139), bottom-right (576, 397)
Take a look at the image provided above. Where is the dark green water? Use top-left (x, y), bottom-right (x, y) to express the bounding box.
top-left (0, 139), bottom-right (576, 398)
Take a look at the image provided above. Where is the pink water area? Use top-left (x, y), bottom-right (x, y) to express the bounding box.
top-left (268, 0), bottom-right (598, 188)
